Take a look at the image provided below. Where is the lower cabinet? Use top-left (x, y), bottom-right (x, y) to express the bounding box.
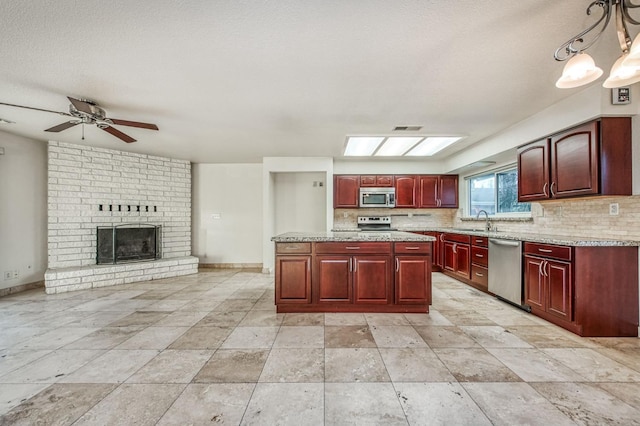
top-left (470, 236), bottom-right (488, 292)
top-left (443, 234), bottom-right (470, 280)
top-left (524, 242), bottom-right (638, 337)
top-left (275, 241), bottom-right (431, 313)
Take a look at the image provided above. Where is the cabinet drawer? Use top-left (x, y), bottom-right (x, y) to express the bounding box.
top-left (276, 242), bottom-right (312, 254)
top-left (524, 242), bottom-right (572, 261)
top-left (471, 246), bottom-right (488, 267)
top-left (471, 237), bottom-right (488, 247)
top-left (395, 242), bottom-right (431, 254)
top-left (443, 233), bottom-right (471, 244)
top-left (471, 265), bottom-right (488, 289)
top-left (316, 242), bottom-right (392, 254)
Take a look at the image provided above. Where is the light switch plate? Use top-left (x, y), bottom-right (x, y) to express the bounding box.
top-left (612, 87), bottom-right (631, 105)
top-left (609, 203), bottom-right (619, 215)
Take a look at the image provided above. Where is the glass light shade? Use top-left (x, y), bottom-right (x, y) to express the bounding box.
top-left (555, 53), bottom-right (603, 88)
top-left (622, 33), bottom-right (640, 68)
top-left (405, 136), bottom-right (462, 156)
top-left (603, 53), bottom-right (640, 88)
top-left (343, 136), bottom-right (384, 156)
top-left (374, 137), bottom-right (423, 156)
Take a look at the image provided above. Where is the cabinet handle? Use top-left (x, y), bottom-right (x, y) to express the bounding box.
top-left (395, 258), bottom-right (399, 272)
top-left (550, 182), bottom-right (556, 197)
top-left (405, 246), bottom-right (421, 250)
top-left (453, 243), bottom-right (457, 254)
top-left (542, 182), bottom-right (548, 197)
top-left (349, 258), bottom-right (352, 272)
top-left (475, 239), bottom-right (483, 243)
top-left (475, 272), bottom-right (484, 277)
top-left (353, 258), bottom-right (357, 272)
top-left (346, 246), bottom-right (360, 250)
top-left (440, 234), bottom-right (444, 242)
top-left (538, 261), bottom-right (544, 278)
top-left (538, 248), bottom-right (553, 253)
top-left (543, 260), bottom-right (549, 277)
top-left (475, 253), bottom-right (484, 258)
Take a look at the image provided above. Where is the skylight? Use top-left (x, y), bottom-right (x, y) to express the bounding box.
top-left (344, 136), bottom-right (463, 157)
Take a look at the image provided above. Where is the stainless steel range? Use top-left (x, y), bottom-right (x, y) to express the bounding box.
top-left (357, 216), bottom-right (397, 231)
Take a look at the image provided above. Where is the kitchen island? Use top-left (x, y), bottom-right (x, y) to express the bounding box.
top-left (272, 231), bottom-right (435, 313)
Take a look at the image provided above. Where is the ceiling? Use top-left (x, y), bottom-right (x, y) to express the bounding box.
top-left (0, 1), bottom-right (627, 164)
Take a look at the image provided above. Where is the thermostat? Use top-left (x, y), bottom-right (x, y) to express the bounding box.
top-left (612, 87), bottom-right (631, 104)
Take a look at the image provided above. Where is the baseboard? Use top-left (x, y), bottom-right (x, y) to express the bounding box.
top-left (0, 280), bottom-right (45, 297)
top-left (199, 263), bottom-right (263, 270)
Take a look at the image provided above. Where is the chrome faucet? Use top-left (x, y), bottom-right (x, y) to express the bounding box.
top-left (476, 209), bottom-right (492, 232)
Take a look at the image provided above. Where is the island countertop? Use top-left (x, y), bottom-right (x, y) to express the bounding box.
top-left (271, 231), bottom-right (435, 243)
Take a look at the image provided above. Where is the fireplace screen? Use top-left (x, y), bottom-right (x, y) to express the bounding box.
top-left (97, 224), bottom-right (161, 264)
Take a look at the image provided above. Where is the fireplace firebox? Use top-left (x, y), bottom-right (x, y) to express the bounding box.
top-left (97, 224), bottom-right (162, 264)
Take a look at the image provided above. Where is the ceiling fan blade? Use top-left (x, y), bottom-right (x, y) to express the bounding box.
top-left (67, 96), bottom-right (95, 114)
top-left (45, 121), bottom-right (80, 132)
top-left (101, 125), bottom-right (136, 143)
top-left (109, 118), bottom-right (159, 130)
top-left (0, 101), bottom-right (72, 117)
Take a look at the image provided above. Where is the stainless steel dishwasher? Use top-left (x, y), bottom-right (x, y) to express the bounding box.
top-left (488, 238), bottom-right (528, 311)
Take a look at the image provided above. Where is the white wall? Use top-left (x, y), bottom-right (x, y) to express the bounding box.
top-left (274, 172), bottom-right (326, 234)
top-left (0, 132), bottom-right (47, 290)
top-left (192, 163), bottom-right (263, 265)
top-left (262, 157), bottom-right (334, 271)
top-left (333, 160), bottom-right (444, 174)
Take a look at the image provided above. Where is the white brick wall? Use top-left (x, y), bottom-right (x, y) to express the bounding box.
top-left (45, 141), bottom-right (198, 292)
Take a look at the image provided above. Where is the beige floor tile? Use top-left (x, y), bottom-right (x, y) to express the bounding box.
top-left (194, 311), bottom-right (248, 327)
top-left (379, 348), bottom-right (455, 382)
top-left (324, 325), bottom-right (376, 348)
top-left (259, 348), bottom-right (324, 382)
top-left (0, 383), bottom-right (51, 417)
top-left (220, 327), bottom-right (279, 349)
top-left (414, 326), bottom-right (481, 348)
top-left (73, 383), bottom-right (185, 426)
top-left (460, 325), bottom-right (534, 348)
top-left (395, 382), bottom-right (491, 425)
top-left (433, 348), bottom-right (522, 382)
top-left (0, 349), bottom-right (103, 384)
top-left (272, 326), bottom-right (324, 348)
top-left (157, 383), bottom-right (255, 425)
top-left (0, 383), bottom-right (116, 424)
top-left (325, 348), bottom-right (390, 382)
top-left (369, 325), bottom-right (428, 348)
top-left (58, 349), bottom-right (159, 383)
top-left (114, 326), bottom-right (189, 350)
top-left (238, 310), bottom-right (284, 327)
top-left (168, 326), bottom-right (233, 350)
top-left (486, 348), bottom-right (587, 382)
top-left (127, 349), bottom-right (213, 383)
top-left (542, 347), bottom-right (640, 382)
top-left (403, 310), bottom-right (454, 326)
top-left (325, 383), bottom-right (407, 425)
top-left (193, 349), bottom-right (269, 383)
top-left (281, 313), bottom-right (324, 326)
top-left (324, 312), bottom-right (367, 326)
top-left (242, 383), bottom-right (324, 425)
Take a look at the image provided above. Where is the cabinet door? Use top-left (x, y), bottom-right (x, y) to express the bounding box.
top-left (518, 139), bottom-right (550, 202)
top-left (424, 232), bottom-right (440, 270)
top-left (334, 175), bottom-right (360, 208)
top-left (376, 175), bottom-right (394, 187)
top-left (316, 256), bottom-right (352, 303)
top-left (436, 233), bottom-right (445, 269)
top-left (395, 256), bottom-right (430, 304)
top-left (394, 175), bottom-right (417, 207)
top-left (454, 243), bottom-right (471, 280)
top-left (524, 256), bottom-right (545, 310)
top-left (275, 256), bottom-right (312, 304)
top-left (353, 256), bottom-right (390, 304)
top-left (546, 260), bottom-right (573, 321)
top-left (550, 121), bottom-right (599, 198)
top-left (443, 241), bottom-right (456, 273)
top-left (418, 175), bottom-right (439, 207)
top-left (439, 175), bottom-right (459, 208)
top-left (360, 175), bottom-right (377, 187)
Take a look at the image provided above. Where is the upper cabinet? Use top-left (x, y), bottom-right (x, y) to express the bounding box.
top-left (418, 175), bottom-right (458, 208)
top-left (334, 175), bottom-right (360, 208)
top-left (517, 117), bottom-right (632, 202)
top-left (360, 175), bottom-right (393, 187)
top-left (394, 175), bottom-right (417, 208)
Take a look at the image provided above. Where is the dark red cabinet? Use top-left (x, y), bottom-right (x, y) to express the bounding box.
top-left (418, 175), bottom-right (458, 208)
top-left (517, 117), bottom-right (631, 202)
top-left (443, 234), bottom-right (470, 280)
top-left (394, 175), bottom-right (417, 208)
top-left (360, 175), bottom-right (393, 187)
top-left (333, 175), bottom-right (360, 208)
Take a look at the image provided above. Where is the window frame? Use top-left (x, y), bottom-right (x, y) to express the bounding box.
top-left (466, 164), bottom-right (531, 218)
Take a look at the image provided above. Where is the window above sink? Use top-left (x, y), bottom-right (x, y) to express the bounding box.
top-left (466, 166), bottom-right (531, 218)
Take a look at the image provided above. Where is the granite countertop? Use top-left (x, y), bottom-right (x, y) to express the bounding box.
top-left (271, 231), bottom-right (435, 243)
top-left (393, 227), bottom-right (640, 247)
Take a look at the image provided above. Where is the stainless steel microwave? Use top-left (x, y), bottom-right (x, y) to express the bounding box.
top-left (359, 187), bottom-right (396, 208)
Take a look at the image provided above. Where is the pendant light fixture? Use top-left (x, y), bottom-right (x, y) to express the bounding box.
top-left (555, 0), bottom-right (640, 89)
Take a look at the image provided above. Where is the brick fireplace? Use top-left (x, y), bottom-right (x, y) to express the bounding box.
top-left (44, 141), bottom-right (198, 293)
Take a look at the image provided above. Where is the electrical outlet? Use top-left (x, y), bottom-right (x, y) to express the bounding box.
top-left (343, 212), bottom-right (348, 218)
top-left (12, 270), bottom-right (19, 279)
top-left (609, 203), bottom-right (619, 216)
top-left (3, 271), bottom-right (12, 280)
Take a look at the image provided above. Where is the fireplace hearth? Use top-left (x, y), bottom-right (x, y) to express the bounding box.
top-left (97, 224), bottom-right (162, 264)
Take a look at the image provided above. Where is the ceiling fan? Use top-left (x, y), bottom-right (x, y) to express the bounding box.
top-left (0, 96), bottom-right (158, 143)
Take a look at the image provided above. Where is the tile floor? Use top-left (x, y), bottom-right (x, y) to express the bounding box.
top-left (1, 270), bottom-right (640, 425)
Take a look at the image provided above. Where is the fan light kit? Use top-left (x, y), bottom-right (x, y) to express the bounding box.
top-left (0, 97), bottom-right (158, 143)
top-left (555, 0), bottom-right (640, 89)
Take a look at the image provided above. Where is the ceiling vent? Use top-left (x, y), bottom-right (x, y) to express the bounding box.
top-left (393, 125), bottom-right (422, 131)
